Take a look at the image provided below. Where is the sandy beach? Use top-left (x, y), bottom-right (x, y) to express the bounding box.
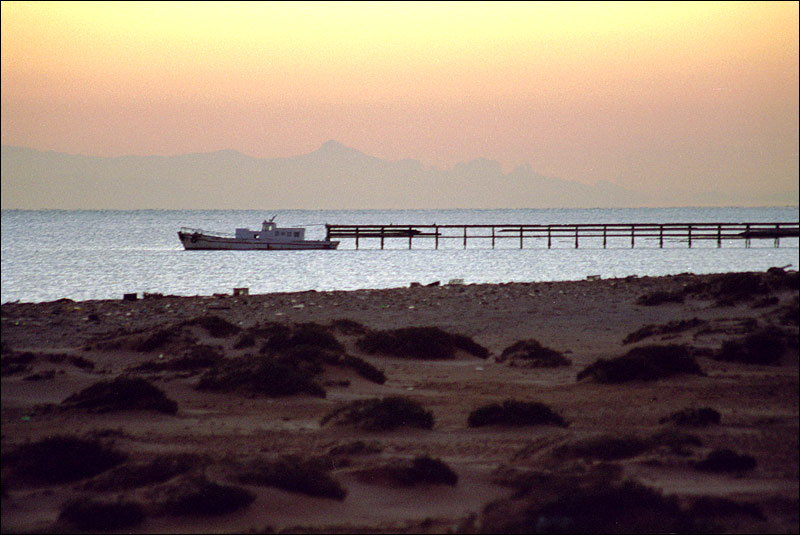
top-left (1, 269), bottom-right (798, 534)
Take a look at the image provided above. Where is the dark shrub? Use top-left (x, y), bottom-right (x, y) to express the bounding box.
top-left (636, 290), bottom-right (684, 306)
top-left (198, 356), bottom-right (325, 398)
top-left (233, 332), bottom-right (257, 349)
top-left (577, 344), bottom-right (703, 383)
top-left (693, 449), bottom-right (756, 472)
top-left (497, 339), bottom-right (570, 367)
top-left (659, 407), bottom-right (721, 427)
top-left (86, 453), bottom-right (202, 490)
top-left (237, 456), bottom-right (347, 500)
top-left (623, 318), bottom-right (706, 345)
top-left (451, 333), bottom-right (490, 359)
top-left (715, 327), bottom-right (786, 365)
top-left (327, 440), bottom-right (383, 456)
top-left (153, 475), bottom-right (255, 516)
top-left (59, 497), bottom-right (145, 530)
top-left (554, 434), bottom-right (652, 461)
top-left (290, 323), bottom-right (345, 352)
top-left (381, 456), bottom-right (458, 486)
top-left (709, 272), bottom-right (767, 301)
top-left (357, 326), bottom-right (488, 359)
top-left (468, 400), bottom-right (568, 428)
top-left (132, 345), bottom-right (223, 373)
top-left (688, 496), bottom-right (765, 520)
top-left (330, 318), bottom-right (369, 336)
top-left (184, 315), bottom-right (241, 338)
top-left (478, 479), bottom-right (691, 534)
top-left (341, 355), bottom-right (386, 384)
top-left (61, 377), bottom-right (178, 414)
top-left (321, 396), bottom-right (434, 431)
top-left (5, 435), bottom-right (127, 484)
top-left (136, 326), bottom-right (182, 352)
top-left (45, 353), bottom-right (95, 370)
top-left (1, 351), bottom-right (35, 375)
top-left (649, 430), bottom-right (703, 455)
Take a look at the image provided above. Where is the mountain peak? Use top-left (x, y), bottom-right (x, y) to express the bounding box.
top-left (318, 139), bottom-right (349, 152)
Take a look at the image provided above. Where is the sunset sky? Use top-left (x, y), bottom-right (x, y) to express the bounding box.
top-left (2, 1), bottom-right (798, 203)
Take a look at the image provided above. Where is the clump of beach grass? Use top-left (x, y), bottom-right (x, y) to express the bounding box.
top-left (150, 474), bottom-right (256, 516)
top-left (468, 400), bottom-right (568, 428)
top-left (693, 449), bottom-right (757, 473)
top-left (496, 339), bottom-right (571, 367)
top-left (659, 407), bottom-right (721, 427)
top-left (577, 344), bottom-right (703, 383)
top-left (61, 376), bottom-right (178, 414)
top-left (5, 435), bottom-right (127, 484)
top-left (59, 497), bottom-right (145, 531)
top-left (356, 326), bottom-right (488, 359)
top-left (321, 396), bottom-right (434, 431)
top-left (236, 455), bottom-right (347, 500)
top-left (715, 327), bottom-right (786, 365)
top-left (197, 356), bottom-right (326, 398)
top-left (357, 456), bottom-right (458, 487)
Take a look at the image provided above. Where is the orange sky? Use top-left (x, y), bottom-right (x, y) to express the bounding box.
top-left (2, 1), bottom-right (798, 200)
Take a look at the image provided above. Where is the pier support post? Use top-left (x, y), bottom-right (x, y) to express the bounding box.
top-left (464, 226), bottom-right (468, 249)
top-left (687, 224), bottom-right (692, 248)
top-left (355, 227), bottom-right (360, 250)
top-left (520, 226), bottom-right (524, 249)
top-left (491, 227), bottom-right (495, 248)
top-left (575, 226), bottom-right (579, 248)
top-left (717, 224), bottom-right (722, 248)
top-left (659, 225), bottom-right (664, 248)
top-left (435, 225), bottom-right (439, 250)
top-left (380, 227), bottom-right (385, 250)
top-left (631, 225), bottom-right (635, 248)
top-left (547, 227), bottom-right (552, 249)
top-left (603, 226), bottom-right (607, 248)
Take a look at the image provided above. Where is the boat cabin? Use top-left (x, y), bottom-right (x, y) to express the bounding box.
top-left (234, 220), bottom-right (306, 241)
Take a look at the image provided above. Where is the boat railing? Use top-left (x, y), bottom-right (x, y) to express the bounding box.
top-left (179, 227), bottom-right (235, 238)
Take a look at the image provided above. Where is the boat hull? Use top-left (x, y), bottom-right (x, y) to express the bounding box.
top-left (178, 232), bottom-right (339, 250)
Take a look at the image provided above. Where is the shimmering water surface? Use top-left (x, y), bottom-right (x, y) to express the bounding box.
top-left (2, 207), bottom-right (798, 303)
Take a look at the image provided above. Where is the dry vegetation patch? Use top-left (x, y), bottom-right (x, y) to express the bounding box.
top-left (59, 496), bottom-right (146, 531)
top-left (356, 326), bottom-right (488, 360)
top-left (467, 400), bottom-right (569, 428)
top-left (475, 477), bottom-right (693, 534)
top-left (236, 455), bottom-right (347, 500)
top-left (149, 474), bottom-right (255, 516)
top-left (577, 344), bottom-right (703, 383)
top-left (714, 326), bottom-right (788, 365)
top-left (693, 449), bottom-right (757, 473)
top-left (321, 396), bottom-right (435, 431)
top-left (4, 435), bottom-right (127, 484)
top-left (197, 356), bottom-right (326, 398)
top-left (356, 456), bottom-right (458, 487)
top-left (60, 376), bottom-right (178, 414)
top-left (496, 339), bottom-right (571, 367)
top-left (659, 407), bottom-right (721, 427)
top-left (85, 453), bottom-right (204, 491)
top-left (623, 318), bottom-right (706, 345)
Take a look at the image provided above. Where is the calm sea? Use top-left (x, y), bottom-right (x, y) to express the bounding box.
top-left (2, 207), bottom-right (798, 304)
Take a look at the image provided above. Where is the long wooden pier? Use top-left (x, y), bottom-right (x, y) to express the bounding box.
top-left (325, 222), bottom-right (800, 249)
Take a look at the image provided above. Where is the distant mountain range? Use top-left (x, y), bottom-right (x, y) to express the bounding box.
top-left (1, 141), bottom-right (795, 209)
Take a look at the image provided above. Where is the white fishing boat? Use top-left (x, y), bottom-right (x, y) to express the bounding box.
top-left (178, 217), bottom-right (339, 250)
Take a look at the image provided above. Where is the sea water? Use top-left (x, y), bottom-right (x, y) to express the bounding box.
top-left (2, 207), bottom-right (798, 303)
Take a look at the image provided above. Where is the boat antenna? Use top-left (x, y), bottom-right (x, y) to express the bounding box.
top-left (269, 215), bottom-right (276, 222)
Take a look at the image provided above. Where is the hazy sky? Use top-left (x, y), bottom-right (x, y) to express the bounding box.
top-left (2, 1), bottom-right (798, 200)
